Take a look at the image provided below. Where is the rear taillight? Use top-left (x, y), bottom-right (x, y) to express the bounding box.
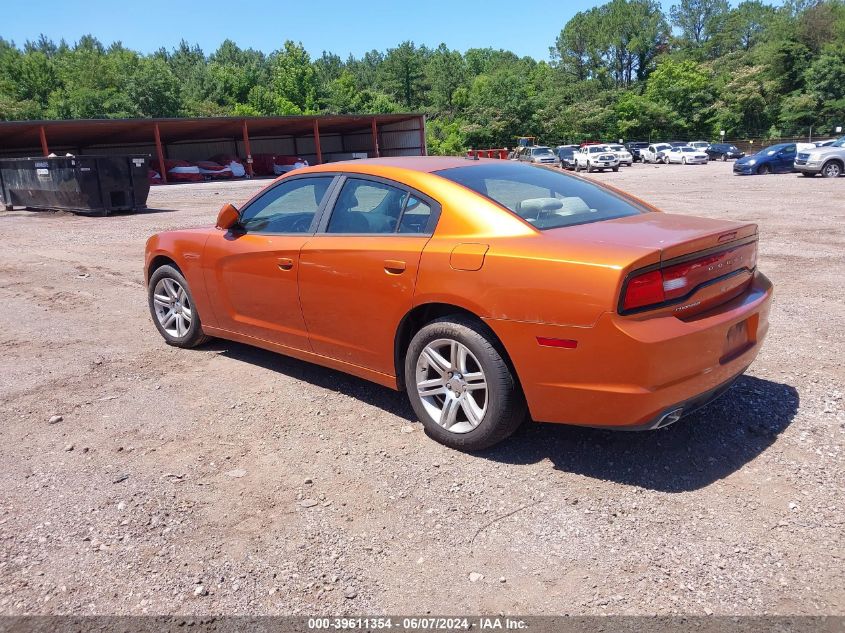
top-left (622, 269), bottom-right (665, 311)
top-left (621, 241), bottom-right (758, 313)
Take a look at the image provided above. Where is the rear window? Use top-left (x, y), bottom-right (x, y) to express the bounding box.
top-left (435, 163), bottom-right (646, 230)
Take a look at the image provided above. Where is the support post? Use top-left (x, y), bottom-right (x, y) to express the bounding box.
top-left (313, 119), bottom-right (323, 165)
top-left (154, 123), bottom-right (167, 184)
top-left (371, 118), bottom-right (380, 158)
top-left (39, 125), bottom-right (49, 156)
top-left (242, 120), bottom-right (254, 177)
top-left (418, 116), bottom-right (427, 156)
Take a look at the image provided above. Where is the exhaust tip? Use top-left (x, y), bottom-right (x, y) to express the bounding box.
top-left (655, 408), bottom-right (684, 429)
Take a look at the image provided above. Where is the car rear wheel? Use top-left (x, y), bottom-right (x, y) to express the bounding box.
top-left (757, 164), bottom-right (771, 175)
top-left (822, 161), bottom-right (842, 178)
top-left (404, 317), bottom-right (526, 451)
top-left (148, 265), bottom-right (210, 348)
top-left (721, 154), bottom-right (728, 161)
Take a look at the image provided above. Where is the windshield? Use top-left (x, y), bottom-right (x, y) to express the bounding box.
top-left (532, 148), bottom-right (553, 156)
top-left (435, 163), bottom-right (645, 231)
top-left (655, 144), bottom-right (671, 151)
top-left (832, 137), bottom-right (845, 148)
top-left (682, 147), bottom-right (695, 152)
top-left (589, 146), bottom-right (609, 153)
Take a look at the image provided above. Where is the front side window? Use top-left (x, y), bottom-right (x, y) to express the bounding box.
top-left (436, 163), bottom-right (645, 231)
top-left (327, 178), bottom-right (409, 234)
top-left (240, 176), bottom-right (334, 233)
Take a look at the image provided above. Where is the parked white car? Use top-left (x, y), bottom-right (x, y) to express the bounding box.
top-left (688, 141), bottom-right (710, 150)
top-left (641, 143), bottom-right (672, 164)
top-left (574, 145), bottom-right (620, 172)
top-left (605, 144), bottom-right (633, 166)
top-left (665, 146), bottom-right (709, 164)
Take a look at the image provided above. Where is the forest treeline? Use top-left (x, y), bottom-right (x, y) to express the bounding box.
top-left (1, 0), bottom-right (844, 152)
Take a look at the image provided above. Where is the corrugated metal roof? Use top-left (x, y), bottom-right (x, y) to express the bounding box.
top-left (0, 114), bottom-right (423, 149)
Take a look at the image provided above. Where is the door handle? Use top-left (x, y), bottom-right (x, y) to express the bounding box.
top-left (277, 257), bottom-right (294, 271)
top-left (384, 259), bottom-right (406, 274)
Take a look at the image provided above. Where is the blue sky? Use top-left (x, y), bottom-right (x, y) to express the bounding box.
top-left (1, 0), bottom-right (680, 60)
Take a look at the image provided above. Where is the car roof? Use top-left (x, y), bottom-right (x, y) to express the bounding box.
top-left (302, 156), bottom-right (487, 174)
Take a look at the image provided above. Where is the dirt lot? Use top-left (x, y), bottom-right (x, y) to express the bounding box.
top-left (0, 160), bottom-right (843, 616)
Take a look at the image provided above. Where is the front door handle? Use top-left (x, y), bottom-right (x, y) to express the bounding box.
top-left (277, 257), bottom-right (294, 271)
top-left (384, 259), bottom-right (406, 274)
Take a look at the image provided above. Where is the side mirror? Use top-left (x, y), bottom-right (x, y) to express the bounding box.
top-left (216, 203), bottom-right (240, 230)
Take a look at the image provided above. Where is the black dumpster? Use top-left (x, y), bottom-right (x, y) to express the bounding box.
top-left (0, 155), bottom-right (150, 216)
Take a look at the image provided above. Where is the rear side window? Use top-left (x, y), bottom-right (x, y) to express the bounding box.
top-left (436, 163), bottom-right (645, 231)
top-left (324, 177), bottom-right (438, 235)
top-left (327, 178), bottom-right (408, 234)
top-left (398, 195), bottom-right (432, 233)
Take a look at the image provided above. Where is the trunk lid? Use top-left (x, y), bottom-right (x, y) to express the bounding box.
top-left (551, 212), bottom-right (759, 316)
top-left (559, 212), bottom-right (757, 261)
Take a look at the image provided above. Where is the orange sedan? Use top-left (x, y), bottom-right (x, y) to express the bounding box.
top-left (145, 157), bottom-right (772, 450)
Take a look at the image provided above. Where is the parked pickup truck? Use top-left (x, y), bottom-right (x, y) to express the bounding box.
top-left (794, 136), bottom-right (845, 177)
top-left (641, 143), bottom-right (672, 164)
top-left (574, 145), bottom-right (620, 172)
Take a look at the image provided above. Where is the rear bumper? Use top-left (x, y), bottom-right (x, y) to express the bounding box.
top-left (485, 271), bottom-right (773, 429)
top-left (609, 370), bottom-right (746, 431)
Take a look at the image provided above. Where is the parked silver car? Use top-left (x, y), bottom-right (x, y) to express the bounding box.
top-left (519, 146), bottom-right (558, 165)
top-left (794, 136), bottom-right (845, 177)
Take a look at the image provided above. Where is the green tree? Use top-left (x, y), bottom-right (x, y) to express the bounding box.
top-left (380, 41), bottom-right (426, 108)
top-left (271, 40), bottom-right (318, 114)
top-left (426, 44), bottom-right (466, 110)
top-left (645, 58), bottom-right (713, 135)
top-left (670, 0), bottom-right (731, 48)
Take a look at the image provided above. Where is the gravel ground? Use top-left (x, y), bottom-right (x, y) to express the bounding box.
top-left (0, 160), bottom-right (842, 616)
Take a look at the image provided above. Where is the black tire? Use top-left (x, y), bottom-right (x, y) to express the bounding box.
top-left (404, 316), bottom-right (527, 451)
top-left (721, 154), bottom-right (728, 161)
top-left (821, 160), bottom-right (842, 178)
top-left (147, 264), bottom-right (211, 348)
top-left (801, 172), bottom-right (815, 177)
top-left (757, 164), bottom-right (771, 175)
top-left (612, 166), bottom-right (619, 172)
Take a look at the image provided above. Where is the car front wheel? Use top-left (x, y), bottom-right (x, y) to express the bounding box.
top-left (757, 164), bottom-right (771, 175)
top-left (822, 161), bottom-right (842, 178)
top-left (404, 317), bottom-right (526, 451)
top-left (148, 264), bottom-right (210, 348)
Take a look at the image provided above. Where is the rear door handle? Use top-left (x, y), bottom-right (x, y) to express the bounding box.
top-left (277, 257), bottom-right (294, 271)
top-left (384, 259), bottom-right (406, 274)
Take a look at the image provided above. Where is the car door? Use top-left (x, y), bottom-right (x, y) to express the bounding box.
top-left (776, 144), bottom-right (796, 172)
top-left (203, 174), bottom-right (337, 351)
top-left (298, 175), bottom-right (440, 376)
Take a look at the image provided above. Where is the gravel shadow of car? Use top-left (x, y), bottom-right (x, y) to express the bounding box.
top-left (479, 375), bottom-right (799, 492)
top-left (208, 340), bottom-right (418, 422)
top-left (207, 341), bottom-right (797, 493)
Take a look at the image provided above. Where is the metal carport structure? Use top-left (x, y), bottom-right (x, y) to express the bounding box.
top-left (0, 114), bottom-right (427, 183)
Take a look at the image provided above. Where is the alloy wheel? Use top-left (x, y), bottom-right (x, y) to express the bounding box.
top-left (152, 277), bottom-right (193, 338)
top-left (415, 338), bottom-right (488, 434)
top-left (823, 162), bottom-right (842, 178)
